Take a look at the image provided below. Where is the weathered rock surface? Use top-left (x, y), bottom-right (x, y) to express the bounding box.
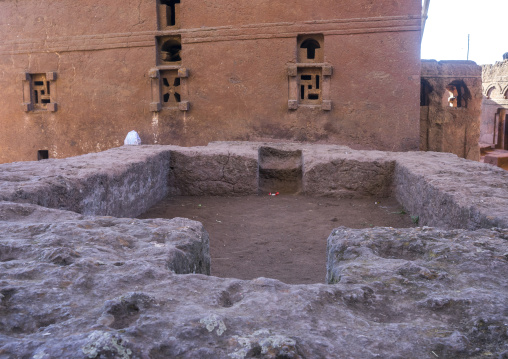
top-left (0, 146), bottom-right (172, 218)
top-left (0, 215), bottom-right (211, 358)
top-left (1, 220), bottom-right (506, 358)
top-left (392, 151), bottom-right (508, 229)
top-left (0, 202), bottom-right (83, 223)
top-left (167, 145), bottom-right (259, 196)
top-left (327, 226), bottom-right (508, 358)
top-left (1, 142), bottom-right (508, 229)
top-left (0, 142), bottom-right (508, 358)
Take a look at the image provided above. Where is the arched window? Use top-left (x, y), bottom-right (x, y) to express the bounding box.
top-left (486, 86), bottom-right (496, 99)
top-left (297, 35), bottom-right (324, 63)
top-left (300, 39), bottom-right (321, 60)
top-left (161, 38), bottom-right (181, 62)
top-left (445, 80), bottom-right (470, 108)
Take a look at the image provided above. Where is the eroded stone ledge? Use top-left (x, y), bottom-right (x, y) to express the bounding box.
top-left (1, 142), bottom-right (507, 228)
top-left (0, 143), bottom-right (507, 357)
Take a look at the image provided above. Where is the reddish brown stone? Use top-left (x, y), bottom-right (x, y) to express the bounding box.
top-left (0, 0), bottom-right (422, 163)
top-left (420, 60), bottom-right (482, 161)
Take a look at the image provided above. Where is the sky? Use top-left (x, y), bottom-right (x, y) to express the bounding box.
top-left (421, 0), bottom-right (508, 65)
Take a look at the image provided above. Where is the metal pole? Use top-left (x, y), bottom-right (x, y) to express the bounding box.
top-left (467, 34), bottom-right (470, 60)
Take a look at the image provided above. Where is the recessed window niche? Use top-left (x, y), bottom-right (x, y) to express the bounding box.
top-left (157, 36), bottom-right (182, 65)
top-left (21, 72), bottom-right (58, 112)
top-left (288, 34), bottom-right (331, 111)
top-left (149, 68), bottom-right (190, 112)
top-left (297, 34), bottom-right (324, 63)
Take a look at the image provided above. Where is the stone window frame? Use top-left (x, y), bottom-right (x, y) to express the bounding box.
top-left (21, 72), bottom-right (58, 112)
top-left (287, 63), bottom-right (332, 111)
top-left (486, 84), bottom-right (508, 100)
top-left (149, 66), bottom-right (190, 112)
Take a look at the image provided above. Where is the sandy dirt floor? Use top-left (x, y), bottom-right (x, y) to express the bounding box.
top-left (139, 195), bottom-right (416, 284)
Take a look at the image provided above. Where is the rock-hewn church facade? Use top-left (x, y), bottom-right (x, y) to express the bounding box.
top-left (0, 0), bottom-right (422, 163)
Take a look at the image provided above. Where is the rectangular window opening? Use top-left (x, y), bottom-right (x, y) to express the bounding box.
top-left (301, 75), bottom-right (312, 81)
top-left (300, 85), bottom-right (305, 100)
top-left (316, 75), bottom-right (320, 90)
top-left (37, 150), bottom-right (49, 161)
top-left (308, 94), bottom-right (319, 100)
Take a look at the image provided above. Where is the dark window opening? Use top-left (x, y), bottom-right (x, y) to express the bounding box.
top-left (160, 70), bottom-right (182, 107)
top-left (446, 80), bottom-right (470, 108)
top-left (300, 39), bottom-right (321, 60)
top-left (41, 99), bottom-right (51, 104)
top-left (34, 91), bottom-right (38, 104)
top-left (161, 39), bottom-right (182, 62)
top-left (161, 0), bottom-right (180, 27)
top-left (47, 82), bottom-right (50, 95)
top-left (34, 81), bottom-right (44, 86)
top-left (297, 69), bottom-right (322, 104)
top-left (37, 150), bottom-right (49, 161)
top-left (420, 79), bottom-right (433, 106)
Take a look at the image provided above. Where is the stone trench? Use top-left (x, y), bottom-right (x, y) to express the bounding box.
top-left (0, 142), bottom-right (507, 359)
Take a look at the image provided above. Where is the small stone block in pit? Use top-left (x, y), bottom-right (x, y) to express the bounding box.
top-left (150, 102), bottom-right (162, 112)
top-left (288, 100), bottom-right (298, 110)
top-left (179, 101), bottom-right (190, 111)
top-left (484, 153), bottom-right (508, 169)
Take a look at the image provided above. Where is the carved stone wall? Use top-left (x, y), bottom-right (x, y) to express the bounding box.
top-left (0, 0), bottom-right (421, 163)
top-left (481, 59), bottom-right (508, 149)
top-left (420, 60), bottom-right (482, 161)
